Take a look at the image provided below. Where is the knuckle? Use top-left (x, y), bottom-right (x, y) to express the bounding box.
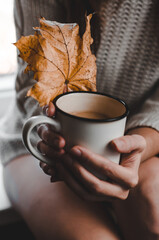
top-left (118, 190), bottom-right (129, 200)
top-left (99, 162), bottom-right (107, 173)
top-left (128, 174), bottom-right (139, 188)
top-left (101, 163), bottom-right (113, 177)
top-left (89, 181), bottom-right (103, 195)
top-left (131, 178), bottom-right (139, 188)
top-left (74, 163), bottom-right (83, 178)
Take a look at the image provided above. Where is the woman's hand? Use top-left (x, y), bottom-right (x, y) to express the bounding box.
top-left (38, 103), bottom-right (147, 202)
top-left (37, 102), bottom-right (66, 175)
top-left (51, 134), bottom-right (146, 201)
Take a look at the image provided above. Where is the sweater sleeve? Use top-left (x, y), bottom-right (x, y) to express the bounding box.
top-left (126, 84), bottom-right (159, 133)
top-left (0, 0), bottom-right (67, 166)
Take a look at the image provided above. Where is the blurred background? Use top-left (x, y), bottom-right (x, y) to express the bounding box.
top-left (0, 0), bottom-right (16, 116)
top-left (0, 0), bottom-right (17, 76)
top-left (0, 0), bottom-right (34, 239)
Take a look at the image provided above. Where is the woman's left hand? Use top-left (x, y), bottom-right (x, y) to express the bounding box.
top-left (43, 134), bottom-right (146, 201)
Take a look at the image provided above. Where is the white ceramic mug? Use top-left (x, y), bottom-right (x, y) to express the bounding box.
top-left (22, 92), bottom-right (129, 166)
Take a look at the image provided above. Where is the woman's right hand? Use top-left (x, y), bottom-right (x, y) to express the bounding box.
top-left (37, 102), bottom-right (65, 176)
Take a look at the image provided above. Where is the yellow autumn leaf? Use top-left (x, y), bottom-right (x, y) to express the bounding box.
top-left (14, 14), bottom-right (97, 106)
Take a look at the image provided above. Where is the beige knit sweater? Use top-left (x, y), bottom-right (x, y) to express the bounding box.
top-left (0, 0), bottom-right (159, 165)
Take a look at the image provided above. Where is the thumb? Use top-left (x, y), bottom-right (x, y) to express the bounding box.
top-left (111, 134), bottom-right (146, 154)
top-left (44, 102), bottom-right (55, 117)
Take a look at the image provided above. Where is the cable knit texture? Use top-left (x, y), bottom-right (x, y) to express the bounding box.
top-left (0, 0), bottom-right (159, 165)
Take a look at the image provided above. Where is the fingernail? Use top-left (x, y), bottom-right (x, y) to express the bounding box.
top-left (70, 148), bottom-right (81, 157)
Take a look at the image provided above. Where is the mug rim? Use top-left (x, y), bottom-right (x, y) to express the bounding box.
top-left (53, 91), bottom-right (129, 122)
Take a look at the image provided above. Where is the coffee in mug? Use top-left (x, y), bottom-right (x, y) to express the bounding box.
top-left (70, 111), bottom-right (109, 119)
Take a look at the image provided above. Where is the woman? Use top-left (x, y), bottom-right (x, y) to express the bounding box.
top-left (1, 0), bottom-right (159, 239)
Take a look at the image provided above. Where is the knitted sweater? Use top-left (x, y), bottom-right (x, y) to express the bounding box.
top-left (0, 0), bottom-right (159, 165)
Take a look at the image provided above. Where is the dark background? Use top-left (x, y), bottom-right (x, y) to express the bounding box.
top-left (0, 220), bottom-right (35, 240)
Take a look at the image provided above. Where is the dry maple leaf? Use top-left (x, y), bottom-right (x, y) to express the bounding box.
top-left (14, 14), bottom-right (97, 106)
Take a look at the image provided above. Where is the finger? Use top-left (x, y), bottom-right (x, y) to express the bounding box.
top-left (37, 141), bottom-right (65, 162)
top-left (62, 155), bottom-right (129, 200)
top-left (42, 104), bottom-right (49, 115)
top-left (111, 134), bottom-right (146, 154)
top-left (70, 146), bottom-right (139, 189)
top-left (39, 161), bottom-right (46, 169)
top-left (42, 102), bottom-right (55, 117)
top-left (120, 151), bottom-right (141, 171)
top-left (50, 174), bottom-right (62, 182)
top-left (47, 102), bottom-right (55, 117)
top-left (37, 124), bottom-right (65, 149)
top-left (39, 161), bottom-right (55, 176)
top-left (55, 162), bottom-right (108, 201)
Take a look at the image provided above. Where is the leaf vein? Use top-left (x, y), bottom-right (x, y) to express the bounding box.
top-left (39, 28), bottom-right (64, 45)
top-left (70, 76), bottom-right (96, 85)
top-left (27, 45), bottom-right (66, 79)
top-left (69, 54), bottom-right (89, 80)
top-left (54, 23), bottom-right (70, 80)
